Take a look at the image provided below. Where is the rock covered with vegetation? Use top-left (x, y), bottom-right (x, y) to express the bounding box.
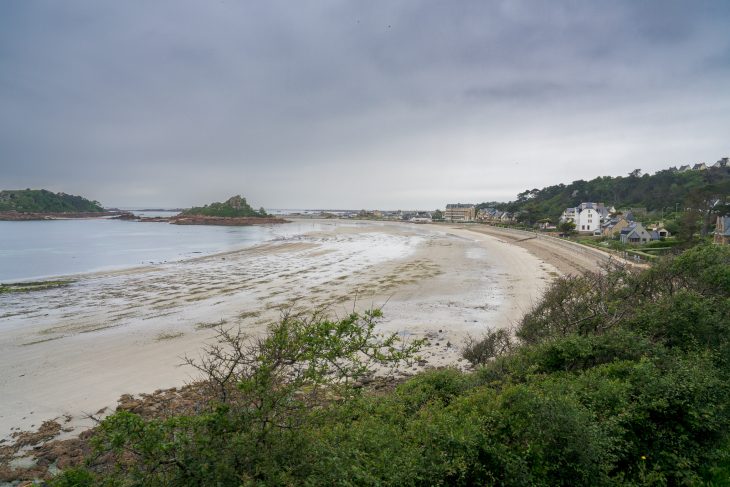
top-left (0, 189), bottom-right (104, 213)
top-left (180, 195), bottom-right (268, 218)
top-left (47, 246), bottom-right (730, 486)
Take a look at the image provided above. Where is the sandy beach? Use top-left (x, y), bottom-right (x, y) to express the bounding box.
top-left (0, 220), bottom-right (610, 443)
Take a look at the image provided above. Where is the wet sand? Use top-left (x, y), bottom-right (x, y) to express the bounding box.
top-left (0, 220), bottom-right (565, 441)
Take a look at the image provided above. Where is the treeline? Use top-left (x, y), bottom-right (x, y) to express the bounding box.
top-left (0, 189), bottom-right (104, 213)
top-left (181, 195), bottom-right (268, 218)
top-left (478, 166), bottom-right (730, 223)
top-left (52, 245), bottom-right (730, 486)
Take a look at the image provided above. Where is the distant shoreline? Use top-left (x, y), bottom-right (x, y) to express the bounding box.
top-left (0, 210), bottom-right (289, 226)
top-left (0, 211), bottom-right (123, 221)
top-left (117, 212), bottom-right (289, 226)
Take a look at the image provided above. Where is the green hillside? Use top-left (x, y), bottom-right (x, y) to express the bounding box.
top-left (181, 195), bottom-right (268, 218)
top-left (0, 189), bottom-right (105, 213)
top-left (478, 166), bottom-right (730, 223)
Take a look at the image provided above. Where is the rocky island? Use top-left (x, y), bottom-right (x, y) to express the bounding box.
top-left (0, 189), bottom-right (119, 220)
top-left (171, 195), bottom-right (286, 225)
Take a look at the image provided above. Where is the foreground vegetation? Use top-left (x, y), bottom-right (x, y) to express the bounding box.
top-left (53, 245), bottom-right (730, 486)
top-left (0, 189), bottom-right (104, 213)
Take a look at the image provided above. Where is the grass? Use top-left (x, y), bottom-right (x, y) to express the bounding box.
top-left (238, 310), bottom-right (261, 320)
top-left (155, 331), bottom-right (184, 341)
top-left (0, 280), bottom-right (72, 294)
top-left (194, 319), bottom-right (228, 330)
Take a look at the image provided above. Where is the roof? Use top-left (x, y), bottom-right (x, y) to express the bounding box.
top-left (621, 222), bottom-right (647, 234)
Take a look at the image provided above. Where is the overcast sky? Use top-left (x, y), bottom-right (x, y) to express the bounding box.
top-left (1, 1), bottom-right (729, 209)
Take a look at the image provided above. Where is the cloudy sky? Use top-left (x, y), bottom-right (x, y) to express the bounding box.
top-left (1, 1), bottom-right (729, 209)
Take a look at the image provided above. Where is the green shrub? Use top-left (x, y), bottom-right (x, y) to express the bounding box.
top-left (49, 468), bottom-right (96, 486)
top-left (395, 368), bottom-right (474, 413)
top-left (461, 327), bottom-right (514, 366)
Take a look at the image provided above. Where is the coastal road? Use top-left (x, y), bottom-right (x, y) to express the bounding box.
top-left (452, 224), bottom-right (634, 275)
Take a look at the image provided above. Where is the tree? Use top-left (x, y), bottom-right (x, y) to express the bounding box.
top-left (677, 208), bottom-right (701, 244)
top-left (83, 309), bottom-right (423, 485)
top-left (558, 220), bottom-right (576, 235)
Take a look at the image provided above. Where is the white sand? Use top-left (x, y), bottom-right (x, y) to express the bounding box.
top-left (0, 220), bottom-right (560, 441)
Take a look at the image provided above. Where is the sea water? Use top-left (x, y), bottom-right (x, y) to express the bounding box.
top-left (0, 216), bottom-right (331, 282)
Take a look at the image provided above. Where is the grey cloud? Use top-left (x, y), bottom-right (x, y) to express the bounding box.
top-left (1, 1), bottom-right (729, 209)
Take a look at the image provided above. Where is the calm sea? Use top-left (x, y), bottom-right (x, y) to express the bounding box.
top-left (0, 214), bottom-right (327, 282)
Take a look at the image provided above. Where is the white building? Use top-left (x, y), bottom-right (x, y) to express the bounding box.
top-left (444, 204), bottom-right (476, 222)
top-left (561, 207), bottom-right (579, 222)
top-left (560, 202), bottom-right (610, 234)
top-left (577, 207), bottom-right (601, 233)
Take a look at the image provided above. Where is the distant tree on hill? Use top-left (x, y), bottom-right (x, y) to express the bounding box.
top-left (476, 166), bottom-right (730, 225)
top-left (0, 189), bottom-right (104, 213)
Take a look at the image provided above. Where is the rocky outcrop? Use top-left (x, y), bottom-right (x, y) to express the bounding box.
top-left (113, 212), bottom-right (172, 223)
top-left (170, 215), bottom-right (288, 226)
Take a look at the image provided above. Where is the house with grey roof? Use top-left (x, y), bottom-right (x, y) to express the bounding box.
top-left (647, 225), bottom-right (671, 239)
top-left (602, 217), bottom-right (631, 238)
top-left (500, 211), bottom-right (514, 223)
top-left (713, 157), bottom-right (729, 168)
top-left (620, 222), bottom-right (653, 245)
top-left (561, 207), bottom-right (579, 222)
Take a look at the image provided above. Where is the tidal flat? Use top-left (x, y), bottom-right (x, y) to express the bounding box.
top-left (0, 220), bottom-right (560, 443)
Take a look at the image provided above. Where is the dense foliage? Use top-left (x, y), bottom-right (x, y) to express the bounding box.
top-left (0, 189), bottom-right (104, 213)
top-left (53, 246), bottom-right (730, 486)
top-left (478, 166), bottom-right (730, 224)
top-left (181, 195), bottom-right (268, 217)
